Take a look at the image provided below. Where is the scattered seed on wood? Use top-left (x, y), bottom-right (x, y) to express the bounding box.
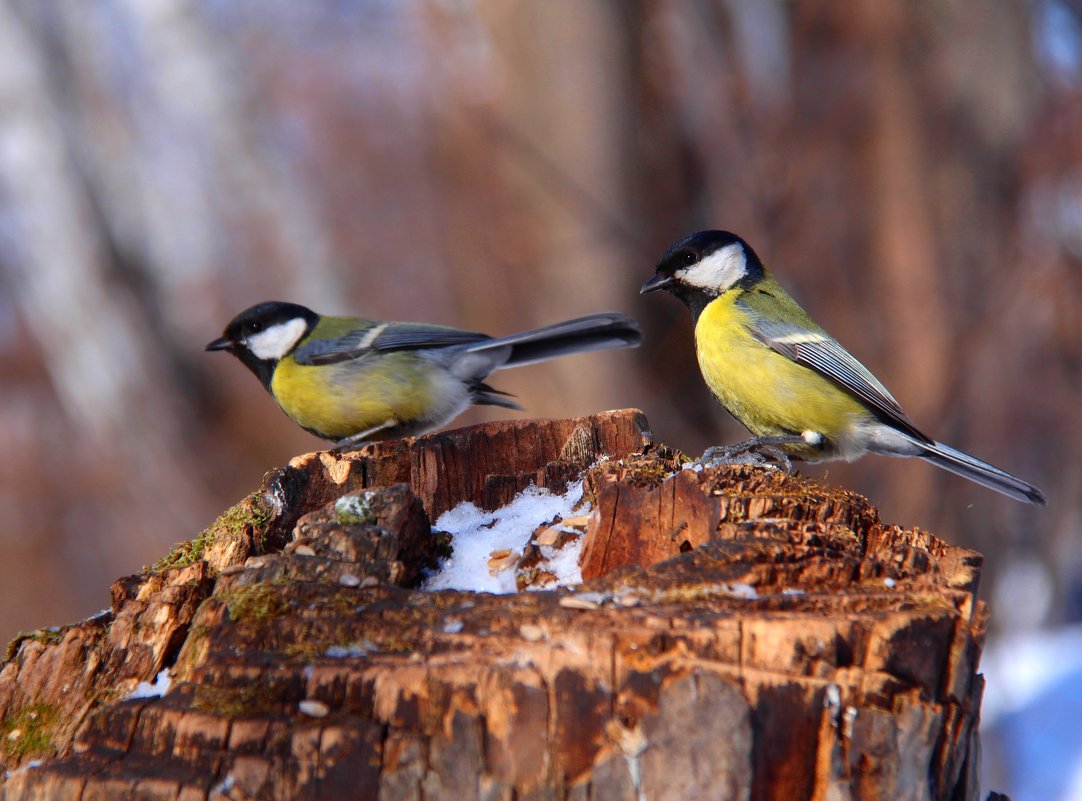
top-left (487, 549), bottom-right (518, 575)
top-left (559, 596), bottom-right (599, 610)
top-left (560, 515), bottom-right (592, 528)
top-left (535, 526), bottom-right (562, 546)
top-left (284, 537), bottom-right (312, 553)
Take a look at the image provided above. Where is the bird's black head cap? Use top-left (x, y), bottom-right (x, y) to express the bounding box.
top-left (642, 230), bottom-right (764, 317)
top-left (206, 301), bottom-right (320, 388)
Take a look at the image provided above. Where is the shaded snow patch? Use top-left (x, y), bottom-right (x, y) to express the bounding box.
top-left (423, 481), bottom-right (587, 594)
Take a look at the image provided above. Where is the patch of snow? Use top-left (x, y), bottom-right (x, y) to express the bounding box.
top-left (211, 773), bottom-right (235, 795)
top-left (824, 683), bottom-right (841, 712)
top-left (537, 536), bottom-right (585, 588)
top-left (980, 624), bottom-right (1082, 801)
top-left (4, 759), bottom-right (43, 781)
top-left (982, 625), bottom-right (1082, 724)
top-left (883, 577), bottom-right (896, 588)
top-left (727, 583), bottom-right (759, 599)
top-left (325, 643), bottom-right (372, 658)
top-left (442, 619), bottom-right (464, 634)
top-left (298, 699), bottom-right (329, 717)
top-left (127, 668), bottom-right (172, 700)
top-left (424, 481), bottom-right (585, 594)
top-left (1067, 760), bottom-right (1082, 801)
top-left (782, 588), bottom-right (805, 597)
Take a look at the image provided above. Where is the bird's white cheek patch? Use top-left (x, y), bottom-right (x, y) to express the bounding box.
top-left (678, 243), bottom-right (747, 290)
top-left (247, 318), bottom-right (309, 360)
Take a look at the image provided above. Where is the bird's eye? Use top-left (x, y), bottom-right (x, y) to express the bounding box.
top-left (243, 321), bottom-right (263, 336)
top-left (682, 251), bottom-right (697, 266)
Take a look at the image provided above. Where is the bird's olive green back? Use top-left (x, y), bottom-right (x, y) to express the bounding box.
top-left (306, 315), bottom-right (381, 340)
top-left (737, 273), bottom-right (827, 335)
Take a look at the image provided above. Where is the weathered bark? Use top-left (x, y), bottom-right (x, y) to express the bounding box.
top-left (0, 410), bottom-right (1001, 800)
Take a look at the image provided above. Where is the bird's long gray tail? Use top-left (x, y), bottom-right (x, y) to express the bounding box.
top-left (466, 312), bottom-right (642, 368)
top-left (917, 440), bottom-right (1046, 505)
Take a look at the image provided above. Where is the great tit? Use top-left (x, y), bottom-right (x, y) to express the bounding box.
top-left (641, 230), bottom-right (1046, 505)
top-left (206, 301), bottom-right (642, 449)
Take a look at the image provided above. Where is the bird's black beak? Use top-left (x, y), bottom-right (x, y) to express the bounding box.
top-left (640, 274), bottom-right (674, 294)
top-left (205, 337), bottom-right (233, 352)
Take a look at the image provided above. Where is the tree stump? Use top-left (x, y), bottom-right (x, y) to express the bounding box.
top-left (0, 409), bottom-right (1000, 800)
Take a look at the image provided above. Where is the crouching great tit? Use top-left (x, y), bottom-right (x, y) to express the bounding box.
top-left (641, 230), bottom-right (1046, 505)
top-left (207, 301), bottom-right (642, 449)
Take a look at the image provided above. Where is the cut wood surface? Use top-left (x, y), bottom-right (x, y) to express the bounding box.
top-left (0, 409), bottom-right (1001, 800)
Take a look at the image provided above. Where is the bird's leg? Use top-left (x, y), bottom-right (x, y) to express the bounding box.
top-left (330, 419), bottom-right (398, 453)
top-left (697, 435), bottom-right (807, 474)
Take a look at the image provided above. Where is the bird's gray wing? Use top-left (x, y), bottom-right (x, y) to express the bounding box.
top-left (742, 308), bottom-right (932, 444)
top-left (294, 323), bottom-right (490, 366)
top-left (368, 324), bottom-right (490, 352)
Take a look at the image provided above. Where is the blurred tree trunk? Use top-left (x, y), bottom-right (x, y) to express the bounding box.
top-left (433, 0), bottom-right (645, 426)
top-left (0, 2), bottom-right (212, 541)
top-left (851, 0), bottom-right (949, 509)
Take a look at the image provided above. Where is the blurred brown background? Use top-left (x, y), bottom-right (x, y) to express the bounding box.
top-left (0, 0), bottom-right (1077, 655)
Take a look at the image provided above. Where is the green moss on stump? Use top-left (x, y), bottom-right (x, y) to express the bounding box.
top-left (3, 627), bottom-right (66, 663)
top-left (192, 682), bottom-right (290, 718)
top-left (153, 491), bottom-right (273, 573)
top-left (221, 582), bottom-right (290, 623)
top-left (0, 703), bottom-right (57, 761)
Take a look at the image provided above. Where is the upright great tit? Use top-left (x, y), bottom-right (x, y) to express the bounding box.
top-left (206, 301), bottom-right (642, 449)
top-left (641, 230), bottom-right (1046, 505)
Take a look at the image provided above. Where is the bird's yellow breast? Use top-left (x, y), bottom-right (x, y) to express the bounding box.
top-left (270, 352), bottom-right (452, 441)
top-left (694, 290), bottom-right (868, 448)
